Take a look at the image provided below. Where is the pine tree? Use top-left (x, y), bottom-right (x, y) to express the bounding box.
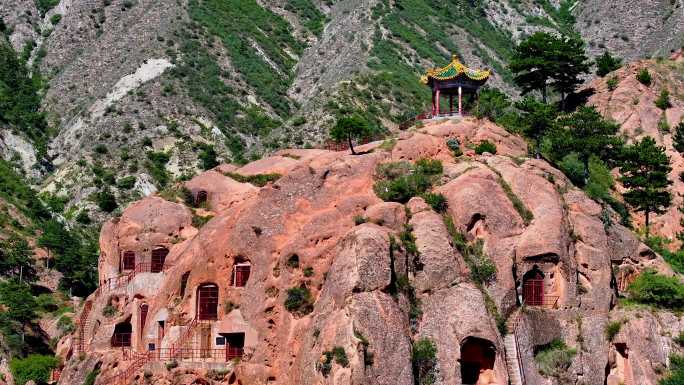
top-left (619, 136), bottom-right (672, 235)
top-left (509, 32), bottom-right (590, 105)
top-left (329, 114), bottom-right (371, 155)
top-left (552, 107), bottom-right (622, 180)
top-left (595, 51), bottom-right (622, 77)
top-left (0, 235), bottom-right (35, 282)
top-left (674, 122), bottom-right (684, 153)
top-left (515, 97), bottom-right (557, 158)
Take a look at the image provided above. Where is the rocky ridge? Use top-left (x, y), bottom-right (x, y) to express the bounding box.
top-left (56, 117), bottom-right (681, 385)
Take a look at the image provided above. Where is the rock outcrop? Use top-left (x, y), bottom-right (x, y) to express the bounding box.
top-left (59, 118), bottom-right (681, 385)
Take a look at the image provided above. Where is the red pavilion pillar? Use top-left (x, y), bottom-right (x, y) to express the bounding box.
top-left (458, 86), bottom-right (463, 116)
top-left (431, 90), bottom-right (436, 115)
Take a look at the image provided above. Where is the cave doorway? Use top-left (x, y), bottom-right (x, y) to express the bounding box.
top-left (223, 332), bottom-right (245, 360)
top-left (195, 190), bottom-right (208, 207)
top-left (522, 265), bottom-right (545, 306)
top-left (111, 319), bottom-right (133, 347)
top-left (197, 284), bottom-right (219, 321)
top-left (460, 336), bottom-right (496, 385)
top-left (122, 251), bottom-right (136, 271)
top-left (232, 258), bottom-right (251, 287)
top-left (151, 246), bottom-right (169, 273)
top-left (139, 303), bottom-right (149, 339)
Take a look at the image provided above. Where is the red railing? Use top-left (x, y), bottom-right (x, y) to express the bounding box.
top-left (509, 305), bottom-right (528, 385)
top-left (112, 333), bottom-right (132, 347)
top-left (154, 347), bottom-right (241, 362)
top-left (76, 301), bottom-right (93, 354)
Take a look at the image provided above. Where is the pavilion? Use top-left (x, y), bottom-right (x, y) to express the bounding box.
top-left (421, 55), bottom-right (491, 117)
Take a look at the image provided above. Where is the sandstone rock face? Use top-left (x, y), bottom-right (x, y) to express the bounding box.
top-left (61, 118), bottom-right (679, 385)
top-left (587, 57), bottom-right (684, 243)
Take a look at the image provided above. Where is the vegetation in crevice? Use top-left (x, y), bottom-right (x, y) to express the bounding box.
top-left (534, 339), bottom-right (576, 377)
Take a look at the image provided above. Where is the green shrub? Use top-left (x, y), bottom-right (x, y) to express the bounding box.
top-left (353, 215), bottom-right (367, 225)
top-left (412, 338), bottom-right (437, 385)
top-left (96, 188), bottom-right (117, 212)
top-left (446, 138), bottom-right (462, 156)
top-left (655, 89), bottom-right (671, 110)
top-left (332, 346), bottom-right (348, 367)
top-left (93, 144), bottom-right (108, 154)
top-left (303, 267), bottom-right (314, 277)
top-left (636, 69), bottom-right (652, 86)
top-left (116, 176), bottom-right (136, 189)
top-left (165, 361), bottom-right (178, 371)
top-left (317, 351), bottom-right (333, 376)
top-left (373, 160), bottom-right (442, 203)
top-left (660, 354), bottom-right (684, 385)
top-left (197, 143), bottom-right (219, 170)
top-left (50, 14), bottom-right (62, 25)
top-left (675, 332), bottom-right (684, 347)
top-left (534, 339), bottom-right (576, 377)
top-left (606, 77), bottom-right (618, 91)
top-left (284, 287), bottom-right (313, 316)
top-left (192, 214), bottom-right (213, 228)
top-left (415, 158), bottom-right (443, 175)
top-left (475, 140), bottom-right (497, 155)
top-left (674, 122), bottom-right (684, 153)
top-left (57, 315), bottom-right (74, 334)
top-left (145, 151), bottom-right (171, 187)
top-left (559, 153), bottom-right (585, 186)
top-left (9, 354), bottom-right (58, 385)
top-left (467, 240), bottom-right (497, 284)
top-left (585, 157), bottom-right (613, 200)
top-left (422, 192), bottom-right (448, 213)
top-left (374, 172), bottom-right (432, 203)
top-left (628, 270), bottom-right (684, 309)
top-left (604, 320), bottom-right (621, 341)
top-left (102, 305), bottom-right (117, 318)
top-left (595, 51), bottom-right (622, 77)
top-left (75, 210), bottom-right (91, 224)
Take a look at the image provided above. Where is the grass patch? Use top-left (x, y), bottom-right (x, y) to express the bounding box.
top-left (224, 172), bottom-right (281, 187)
top-left (534, 339), bottom-right (576, 377)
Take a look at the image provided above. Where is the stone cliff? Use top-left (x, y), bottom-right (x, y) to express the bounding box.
top-left (57, 118), bottom-right (682, 385)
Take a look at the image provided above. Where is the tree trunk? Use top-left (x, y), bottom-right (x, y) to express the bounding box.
top-left (348, 134), bottom-right (356, 155)
top-left (542, 85), bottom-right (547, 104)
top-left (560, 92), bottom-right (566, 111)
top-left (645, 210), bottom-right (650, 237)
top-left (583, 156), bottom-right (589, 185)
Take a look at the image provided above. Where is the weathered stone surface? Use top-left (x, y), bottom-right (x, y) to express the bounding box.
top-left (365, 202), bottom-right (406, 231)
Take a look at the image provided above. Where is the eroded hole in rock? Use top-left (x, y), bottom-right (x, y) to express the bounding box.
top-left (466, 213), bottom-right (485, 233)
top-left (460, 337), bottom-right (497, 384)
top-left (286, 254), bottom-right (300, 269)
top-left (606, 343), bottom-right (633, 385)
top-left (228, 373), bottom-right (237, 384)
top-left (180, 271), bottom-right (190, 298)
top-left (194, 190), bottom-right (208, 207)
top-left (252, 226), bottom-right (262, 236)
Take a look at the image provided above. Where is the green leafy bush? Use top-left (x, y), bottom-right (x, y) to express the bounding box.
top-left (116, 176), bottom-right (136, 189)
top-left (636, 69), bottom-right (652, 86)
top-left (585, 157), bottom-right (614, 200)
top-left (332, 346), bottom-right (348, 367)
top-left (83, 368), bottom-right (100, 385)
top-left (674, 122), bottom-right (684, 153)
top-left (655, 89), bottom-right (671, 110)
top-left (284, 287), bottom-right (313, 316)
top-left (9, 354), bottom-right (58, 385)
top-left (96, 188), bottom-right (117, 212)
top-left (595, 51), bottom-right (622, 77)
top-left (475, 140), bottom-right (497, 155)
top-left (57, 315), bottom-right (75, 334)
top-left (50, 14), bottom-right (62, 25)
top-left (145, 151), bottom-right (171, 187)
top-left (422, 192), bottom-right (448, 213)
top-left (660, 354), bottom-right (684, 385)
top-left (534, 339), bottom-right (576, 377)
top-left (559, 153), bottom-right (585, 186)
top-left (628, 270), bottom-right (684, 309)
top-left (446, 138), bottom-right (462, 156)
top-left (353, 215), bottom-right (367, 225)
top-left (373, 160), bottom-right (442, 203)
top-left (412, 338), bottom-right (437, 385)
top-left (606, 77), bottom-right (618, 91)
top-left (604, 320), bottom-right (621, 341)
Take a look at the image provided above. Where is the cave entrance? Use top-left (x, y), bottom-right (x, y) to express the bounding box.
top-left (197, 284), bottom-right (219, 321)
top-left (222, 332), bottom-right (245, 360)
top-left (232, 257), bottom-right (251, 287)
top-left (111, 319), bottom-right (132, 347)
top-left (522, 265), bottom-right (545, 306)
top-left (460, 337), bottom-right (496, 385)
top-left (122, 251), bottom-right (136, 271)
top-left (151, 246), bottom-right (169, 273)
top-left (195, 190), bottom-right (208, 207)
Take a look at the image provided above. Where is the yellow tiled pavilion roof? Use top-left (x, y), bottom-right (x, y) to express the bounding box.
top-left (420, 55), bottom-right (491, 84)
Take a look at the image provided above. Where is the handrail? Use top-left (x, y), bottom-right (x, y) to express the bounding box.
top-left (510, 304), bottom-right (527, 385)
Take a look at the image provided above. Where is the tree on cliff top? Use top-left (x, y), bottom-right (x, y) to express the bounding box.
top-left (509, 32), bottom-right (590, 107)
top-left (619, 136), bottom-right (672, 235)
top-left (329, 114), bottom-right (371, 155)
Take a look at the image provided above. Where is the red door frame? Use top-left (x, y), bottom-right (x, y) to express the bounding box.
top-left (197, 285), bottom-right (219, 320)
